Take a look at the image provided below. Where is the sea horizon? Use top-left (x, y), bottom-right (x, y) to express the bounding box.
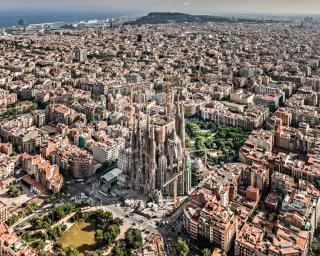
top-left (0, 9), bottom-right (130, 27)
top-left (1, 9), bottom-right (320, 28)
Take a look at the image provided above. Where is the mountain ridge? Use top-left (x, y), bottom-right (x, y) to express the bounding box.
top-left (126, 12), bottom-right (280, 25)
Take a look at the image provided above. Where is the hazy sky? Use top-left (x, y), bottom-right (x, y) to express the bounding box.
top-left (1, 0), bottom-right (320, 15)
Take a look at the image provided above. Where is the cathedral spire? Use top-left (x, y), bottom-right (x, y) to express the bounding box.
top-left (166, 84), bottom-right (171, 121)
top-left (175, 102), bottom-right (181, 136)
top-left (180, 103), bottom-right (186, 150)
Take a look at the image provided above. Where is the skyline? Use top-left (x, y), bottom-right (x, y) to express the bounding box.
top-left (1, 0), bottom-right (320, 15)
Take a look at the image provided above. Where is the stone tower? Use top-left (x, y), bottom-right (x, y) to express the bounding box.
top-left (129, 103), bottom-right (191, 199)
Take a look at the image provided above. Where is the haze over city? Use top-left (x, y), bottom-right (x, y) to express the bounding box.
top-left (1, 1), bottom-right (320, 256)
top-left (1, 0), bottom-right (320, 15)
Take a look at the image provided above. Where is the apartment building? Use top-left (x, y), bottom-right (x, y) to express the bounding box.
top-left (184, 189), bottom-right (237, 253)
top-left (201, 101), bottom-right (269, 130)
top-left (0, 202), bottom-right (7, 223)
top-left (21, 154), bottom-right (63, 193)
top-left (92, 137), bottom-right (125, 164)
top-left (0, 222), bottom-right (36, 256)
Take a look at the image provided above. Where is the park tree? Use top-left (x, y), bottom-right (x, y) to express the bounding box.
top-left (105, 224), bottom-right (121, 245)
top-left (95, 229), bottom-right (104, 244)
top-left (63, 246), bottom-right (79, 256)
top-left (111, 241), bottom-right (127, 256)
top-left (124, 228), bottom-right (143, 250)
top-left (112, 217), bottom-right (123, 226)
top-left (175, 239), bottom-right (189, 256)
top-left (47, 224), bottom-right (66, 240)
top-left (94, 209), bottom-right (113, 229)
top-left (95, 224), bottom-right (120, 247)
top-left (7, 185), bottom-right (22, 197)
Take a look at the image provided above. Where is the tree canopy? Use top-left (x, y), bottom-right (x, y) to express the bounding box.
top-left (7, 185), bottom-right (22, 198)
top-left (124, 228), bottom-right (143, 251)
top-left (63, 246), bottom-right (79, 256)
top-left (175, 239), bottom-right (189, 256)
top-left (111, 228), bottom-right (143, 256)
top-left (186, 120), bottom-right (248, 161)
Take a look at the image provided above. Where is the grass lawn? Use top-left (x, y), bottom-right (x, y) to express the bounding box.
top-left (59, 220), bottom-right (97, 255)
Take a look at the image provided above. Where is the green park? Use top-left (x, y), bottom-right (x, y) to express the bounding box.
top-left (186, 119), bottom-right (249, 162)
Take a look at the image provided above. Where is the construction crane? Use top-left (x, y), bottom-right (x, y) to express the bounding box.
top-left (162, 171), bottom-right (183, 210)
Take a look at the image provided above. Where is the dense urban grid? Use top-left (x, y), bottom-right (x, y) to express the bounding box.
top-left (0, 15), bottom-right (320, 256)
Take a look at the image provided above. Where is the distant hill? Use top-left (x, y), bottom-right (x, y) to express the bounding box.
top-left (125, 12), bottom-right (279, 25)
